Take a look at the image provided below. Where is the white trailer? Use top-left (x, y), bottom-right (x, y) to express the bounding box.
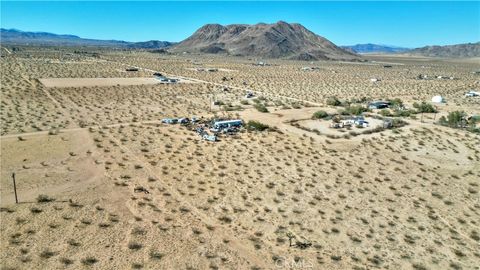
top-left (213, 119), bottom-right (243, 130)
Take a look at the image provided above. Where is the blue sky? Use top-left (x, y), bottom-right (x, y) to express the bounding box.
top-left (1, 1), bottom-right (479, 47)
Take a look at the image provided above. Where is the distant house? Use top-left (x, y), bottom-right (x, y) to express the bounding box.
top-left (431, 95), bottom-right (445, 103)
top-left (465, 90), bottom-right (480, 97)
top-left (368, 101), bottom-right (390, 109)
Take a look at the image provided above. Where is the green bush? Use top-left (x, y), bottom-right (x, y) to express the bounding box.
top-left (338, 109), bottom-right (348, 115)
top-left (439, 111), bottom-right (466, 128)
top-left (291, 102), bottom-right (302, 109)
top-left (413, 102), bottom-right (437, 113)
top-left (254, 103), bottom-right (269, 113)
top-left (392, 118), bottom-right (408, 128)
top-left (388, 98), bottom-right (404, 109)
top-left (379, 109), bottom-right (392, 117)
top-left (223, 105), bottom-right (243, 111)
top-left (37, 194), bottom-right (55, 203)
top-left (349, 97), bottom-right (369, 104)
top-left (326, 96), bottom-right (341, 106)
top-left (394, 109), bottom-right (414, 117)
top-left (345, 105), bottom-right (367, 115)
top-left (312, 110), bottom-right (329, 119)
top-left (246, 121), bottom-right (270, 131)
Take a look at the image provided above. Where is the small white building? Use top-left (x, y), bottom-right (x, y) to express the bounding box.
top-left (431, 96), bottom-right (445, 103)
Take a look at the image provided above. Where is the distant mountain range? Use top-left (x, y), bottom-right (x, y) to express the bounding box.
top-left (0, 28), bottom-right (175, 48)
top-left (2, 27), bottom-right (479, 58)
top-left (342, 43), bottom-right (410, 54)
top-left (170, 21), bottom-right (359, 61)
top-left (407, 42), bottom-right (480, 58)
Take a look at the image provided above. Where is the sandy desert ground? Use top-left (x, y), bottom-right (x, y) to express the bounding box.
top-left (39, 77), bottom-right (165, 88)
top-left (1, 47), bottom-right (479, 270)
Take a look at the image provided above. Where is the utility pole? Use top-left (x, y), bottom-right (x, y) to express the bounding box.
top-left (12, 172), bottom-right (18, 204)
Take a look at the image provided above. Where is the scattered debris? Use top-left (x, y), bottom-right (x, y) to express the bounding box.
top-left (294, 241), bottom-right (312, 249)
top-left (245, 91), bottom-right (255, 98)
top-left (134, 186), bottom-right (150, 194)
top-left (301, 66), bottom-right (320, 71)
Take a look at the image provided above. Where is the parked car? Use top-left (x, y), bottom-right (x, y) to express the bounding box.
top-left (330, 122), bottom-right (343, 128)
top-left (162, 118), bottom-right (178, 124)
top-left (203, 134), bottom-right (217, 142)
top-left (245, 92), bottom-right (254, 98)
top-left (178, 118), bottom-right (189, 124)
top-left (355, 120), bottom-right (369, 128)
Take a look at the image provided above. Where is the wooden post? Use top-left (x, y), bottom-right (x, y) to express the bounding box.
top-left (12, 172), bottom-right (18, 204)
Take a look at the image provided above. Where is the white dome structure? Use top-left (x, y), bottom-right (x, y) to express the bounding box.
top-left (431, 96), bottom-right (445, 103)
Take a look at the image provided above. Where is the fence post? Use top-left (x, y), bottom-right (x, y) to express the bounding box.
top-left (12, 172), bottom-right (18, 204)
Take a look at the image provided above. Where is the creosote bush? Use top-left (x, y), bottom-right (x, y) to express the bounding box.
top-left (246, 121), bottom-right (270, 131)
top-left (312, 110), bottom-right (329, 119)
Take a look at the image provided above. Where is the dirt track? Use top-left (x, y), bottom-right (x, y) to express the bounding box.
top-left (39, 77), bottom-right (162, 88)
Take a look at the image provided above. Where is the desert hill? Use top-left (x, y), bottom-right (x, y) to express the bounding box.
top-left (0, 28), bottom-right (175, 49)
top-left (171, 21), bottom-right (359, 61)
top-left (342, 43), bottom-right (410, 54)
top-left (407, 42), bottom-right (480, 58)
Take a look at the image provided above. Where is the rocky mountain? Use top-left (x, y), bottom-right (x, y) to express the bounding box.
top-left (126, 40), bottom-right (176, 49)
top-left (342, 43), bottom-right (410, 54)
top-left (407, 42), bottom-right (480, 58)
top-left (0, 28), bottom-right (174, 49)
top-left (171, 21), bottom-right (359, 61)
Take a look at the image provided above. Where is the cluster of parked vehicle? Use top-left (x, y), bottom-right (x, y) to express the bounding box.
top-left (330, 117), bottom-right (369, 128)
top-left (161, 117), bottom-right (198, 125)
top-left (154, 72), bottom-right (178, 83)
top-left (161, 117), bottom-right (243, 142)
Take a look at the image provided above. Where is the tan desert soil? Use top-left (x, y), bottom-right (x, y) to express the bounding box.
top-left (1, 47), bottom-right (479, 270)
top-left (39, 77), bottom-right (162, 88)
